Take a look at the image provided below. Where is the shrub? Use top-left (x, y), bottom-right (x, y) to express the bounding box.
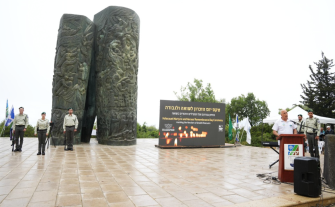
top-left (0, 120), bottom-right (37, 138)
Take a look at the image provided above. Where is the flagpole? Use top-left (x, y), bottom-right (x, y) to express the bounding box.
top-left (234, 114), bottom-right (241, 146)
top-left (261, 118), bottom-right (263, 143)
top-left (1, 100), bottom-right (8, 137)
top-left (2, 105), bottom-right (14, 138)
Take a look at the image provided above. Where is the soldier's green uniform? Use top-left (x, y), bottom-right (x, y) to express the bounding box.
top-left (63, 112), bottom-right (78, 150)
top-left (12, 111), bottom-right (29, 151)
top-left (35, 116), bottom-right (50, 155)
top-left (297, 120), bottom-right (305, 134)
top-left (304, 111), bottom-right (321, 158)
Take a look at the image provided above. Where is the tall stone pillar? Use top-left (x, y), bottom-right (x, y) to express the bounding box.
top-left (324, 134), bottom-right (335, 188)
top-left (81, 38), bottom-right (96, 143)
top-left (51, 14), bottom-right (94, 145)
top-left (93, 6), bottom-right (140, 145)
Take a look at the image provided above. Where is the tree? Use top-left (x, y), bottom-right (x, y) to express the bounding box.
top-left (141, 122), bottom-right (147, 133)
top-left (174, 79), bottom-right (222, 103)
top-left (93, 118), bottom-right (97, 130)
top-left (0, 120), bottom-right (10, 137)
top-left (24, 125), bottom-right (36, 137)
top-left (226, 93), bottom-right (270, 126)
top-left (278, 106), bottom-right (294, 115)
top-left (136, 122), bottom-right (159, 138)
top-left (292, 104), bottom-right (310, 111)
top-left (300, 52), bottom-right (335, 118)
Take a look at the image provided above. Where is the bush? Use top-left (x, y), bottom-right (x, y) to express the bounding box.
top-left (0, 120), bottom-right (37, 138)
top-left (137, 122), bottom-right (159, 138)
top-left (225, 123), bottom-right (275, 147)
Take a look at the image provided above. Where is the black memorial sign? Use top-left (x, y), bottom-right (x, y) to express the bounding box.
top-left (159, 100), bottom-right (225, 147)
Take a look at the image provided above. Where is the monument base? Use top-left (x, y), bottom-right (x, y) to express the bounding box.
top-left (98, 139), bottom-right (137, 146)
top-left (50, 136), bottom-right (81, 146)
top-left (155, 144), bottom-right (235, 149)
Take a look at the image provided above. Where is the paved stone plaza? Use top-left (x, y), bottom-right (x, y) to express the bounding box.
top-left (0, 138), bottom-right (334, 207)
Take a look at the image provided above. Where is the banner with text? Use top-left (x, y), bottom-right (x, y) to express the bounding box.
top-left (159, 100), bottom-right (225, 147)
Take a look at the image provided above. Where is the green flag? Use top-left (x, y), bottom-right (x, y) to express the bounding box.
top-left (228, 114), bottom-right (233, 140)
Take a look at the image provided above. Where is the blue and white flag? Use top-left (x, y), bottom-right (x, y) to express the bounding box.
top-left (5, 106), bottom-right (14, 127)
top-left (236, 114), bottom-right (239, 128)
top-left (235, 114), bottom-right (240, 142)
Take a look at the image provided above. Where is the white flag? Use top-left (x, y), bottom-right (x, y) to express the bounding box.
top-left (245, 117), bottom-right (252, 144)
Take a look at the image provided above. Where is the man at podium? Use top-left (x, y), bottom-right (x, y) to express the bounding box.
top-left (272, 109), bottom-right (297, 145)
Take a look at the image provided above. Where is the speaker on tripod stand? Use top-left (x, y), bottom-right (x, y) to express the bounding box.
top-left (294, 157), bottom-right (321, 197)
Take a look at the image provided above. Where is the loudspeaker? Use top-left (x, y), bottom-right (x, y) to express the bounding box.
top-left (294, 157), bottom-right (321, 197)
top-left (324, 134), bottom-right (335, 189)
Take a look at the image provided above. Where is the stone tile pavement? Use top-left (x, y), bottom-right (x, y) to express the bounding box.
top-left (0, 138), bottom-right (333, 207)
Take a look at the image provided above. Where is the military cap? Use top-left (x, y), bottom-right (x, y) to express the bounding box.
top-left (19, 107), bottom-right (24, 109)
top-left (298, 114), bottom-right (302, 117)
top-left (307, 109), bottom-right (313, 112)
top-left (41, 112), bottom-right (46, 115)
top-left (68, 107), bottom-right (73, 110)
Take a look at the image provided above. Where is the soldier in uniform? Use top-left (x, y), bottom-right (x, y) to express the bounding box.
top-left (304, 109), bottom-right (321, 158)
top-left (34, 112), bottom-right (50, 155)
top-left (12, 107), bottom-right (29, 152)
top-left (296, 114), bottom-right (308, 152)
top-left (296, 114), bottom-right (305, 134)
top-left (63, 108), bottom-right (78, 151)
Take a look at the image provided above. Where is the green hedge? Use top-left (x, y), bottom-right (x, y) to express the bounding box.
top-left (1, 119), bottom-right (274, 146)
top-left (0, 120), bottom-right (37, 137)
top-left (225, 123), bottom-right (276, 147)
top-left (137, 122), bottom-right (159, 138)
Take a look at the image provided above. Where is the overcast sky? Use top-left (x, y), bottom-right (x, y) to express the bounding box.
top-left (1, 0), bottom-right (335, 128)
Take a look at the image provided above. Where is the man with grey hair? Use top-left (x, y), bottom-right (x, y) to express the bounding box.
top-left (272, 109), bottom-right (297, 145)
top-left (325, 126), bottom-right (334, 135)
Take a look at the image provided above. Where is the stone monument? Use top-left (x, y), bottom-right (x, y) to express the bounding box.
top-left (324, 134), bottom-right (335, 188)
top-left (52, 7), bottom-right (139, 146)
top-left (94, 6), bottom-right (139, 145)
top-left (52, 14), bottom-right (94, 145)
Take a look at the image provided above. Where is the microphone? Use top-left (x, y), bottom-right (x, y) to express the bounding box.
top-left (290, 120), bottom-right (297, 124)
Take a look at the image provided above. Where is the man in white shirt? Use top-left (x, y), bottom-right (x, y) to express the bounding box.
top-left (272, 109), bottom-right (297, 145)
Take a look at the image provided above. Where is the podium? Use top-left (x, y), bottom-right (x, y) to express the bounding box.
top-left (278, 134), bottom-right (305, 182)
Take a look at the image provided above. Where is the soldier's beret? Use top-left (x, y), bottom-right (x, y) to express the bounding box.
top-left (68, 108), bottom-right (73, 110)
top-left (19, 107), bottom-right (24, 109)
top-left (307, 109), bottom-right (313, 112)
top-left (298, 114), bottom-right (302, 117)
top-left (41, 112), bottom-right (46, 115)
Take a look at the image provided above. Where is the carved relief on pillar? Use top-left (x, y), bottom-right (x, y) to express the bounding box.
top-left (94, 6), bottom-right (139, 145)
top-left (51, 7), bottom-right (140, 146)
top-left (51, 14), bottom-right (94, 144)
top-left (51, 108), bottom-right (84, 145)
